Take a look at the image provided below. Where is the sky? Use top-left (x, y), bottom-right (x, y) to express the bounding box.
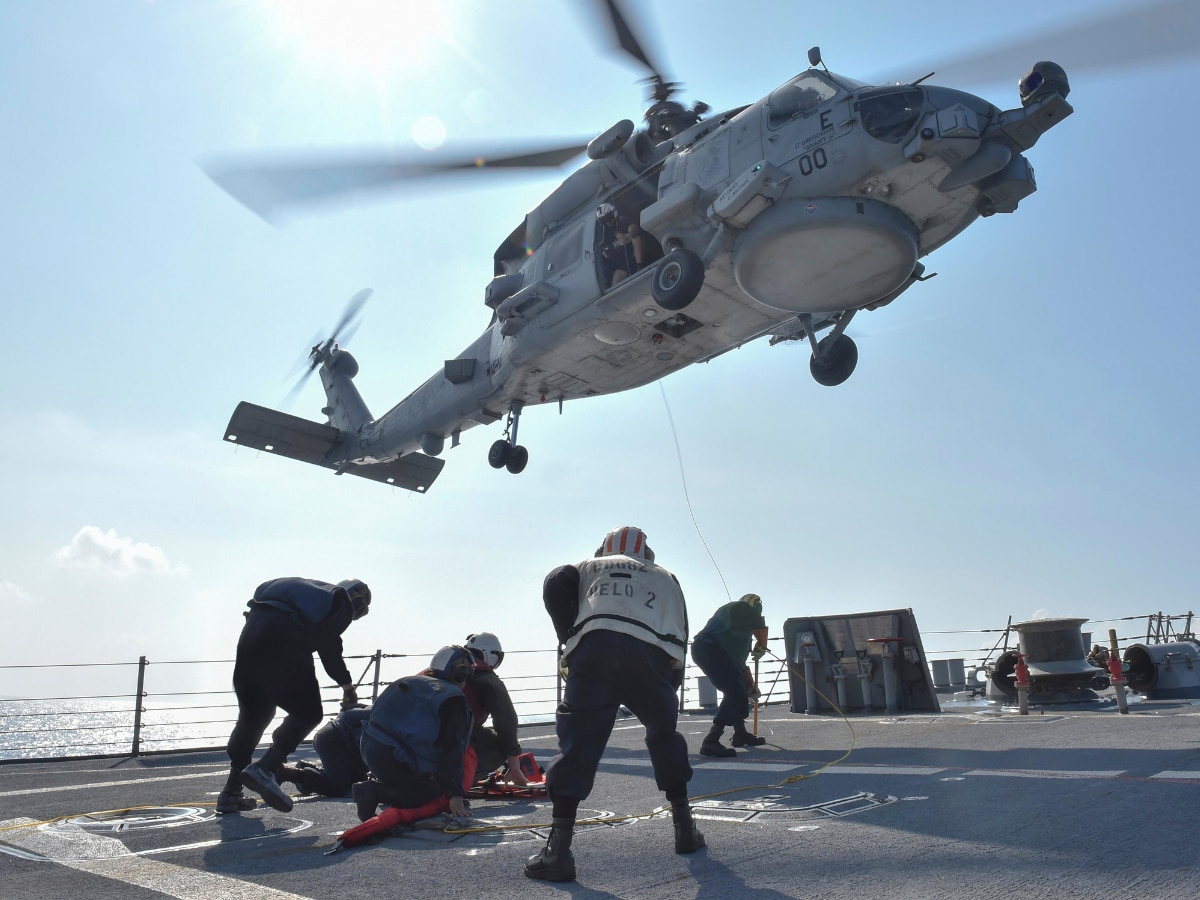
top-left (1, 0), bottom-right (1197, 698)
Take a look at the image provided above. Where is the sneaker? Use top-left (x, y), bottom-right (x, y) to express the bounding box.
top-left (352, 780), bottom-right (378, 822)
top-left (216, 790), bottom-right (257, 814)
top-left (240, 763), bottom-right (294, 813)
top-left (731, 732), bottom-right (767, 747)
top-left (699, 740), bottom-right (737, 758)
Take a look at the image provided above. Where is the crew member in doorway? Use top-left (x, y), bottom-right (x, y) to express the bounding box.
top-left (353, 645), bottom-right (476, 823)
top-left (462, 632), bottom-right (531, 786)
top-left (690, 593), bottom-right (769, 757)
top-left (218, 577), bottom-right (371, 814)
top-left (527, 526), bottom-right (704, 883)
top-left (278, 705), bottom-right (371, 798)
top-left (596, 203), bottom-right (662, 287)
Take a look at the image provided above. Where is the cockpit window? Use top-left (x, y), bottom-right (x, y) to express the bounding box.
top-left (767, 73), bottom-right (840, 129)
top-left (855, 88), bottom-right (924, 144)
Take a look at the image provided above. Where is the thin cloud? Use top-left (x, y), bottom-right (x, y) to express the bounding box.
top-left (53, 526), bottom-right (189, 578)
top-left (0, 580), bottom-right (36, 609)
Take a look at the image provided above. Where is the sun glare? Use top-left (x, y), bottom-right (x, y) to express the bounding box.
top-left (261, 0), bottom-right (454, 75)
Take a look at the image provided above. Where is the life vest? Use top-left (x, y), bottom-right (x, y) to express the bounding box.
top-left (248, 577), bottom-right (343, 626)
top-left (363, 675), bottom-right (471, 775)
top-left (563, 555), bottom-right (688, 664)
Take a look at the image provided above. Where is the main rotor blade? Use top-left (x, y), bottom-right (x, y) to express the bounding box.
top-left (202, 142), bottom-right (587, 223)
top-left (882, 0), bottom-right (1200, 87)
top-left (593, 0), bottom-right (669, 84)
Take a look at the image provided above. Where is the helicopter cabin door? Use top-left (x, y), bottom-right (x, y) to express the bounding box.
top-left (592, 198), bottom-right (664, 292)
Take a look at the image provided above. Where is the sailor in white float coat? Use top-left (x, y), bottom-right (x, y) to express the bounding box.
top-left (527, 526), bottom-right (704, 884)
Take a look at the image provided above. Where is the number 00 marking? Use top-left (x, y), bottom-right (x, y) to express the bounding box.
top-left (798, 148), bottom-right (828, 176)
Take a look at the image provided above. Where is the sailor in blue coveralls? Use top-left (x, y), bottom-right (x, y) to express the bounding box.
top-left (354, 645), bottom-right (476, 823)
top-left (217, 577), bottom-right (371, 814)
top-left (526, 526), bottom-right (705, 883)
top-left (278, 706), bottom-right (371, 798)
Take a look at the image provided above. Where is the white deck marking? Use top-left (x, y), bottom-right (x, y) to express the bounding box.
top-left (0, 817), bottom-right (312, 899)
top-left (603, 757), bottom-right (800, 772)
top-left (1150, 770), bottom-right (1200, 780)
top-left (0, 771), bottom-right (215, 798)
top-left (823, 765), bottom-right (948, 776)
top-left (963, 768), bottom-right (1126, 779)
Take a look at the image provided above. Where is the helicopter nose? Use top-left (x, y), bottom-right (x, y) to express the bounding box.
top-left (1019, 61), bottom-right (1070, 106)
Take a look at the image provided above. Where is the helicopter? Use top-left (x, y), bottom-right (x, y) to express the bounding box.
top-left (213, 0), bottom-right (1083, 494)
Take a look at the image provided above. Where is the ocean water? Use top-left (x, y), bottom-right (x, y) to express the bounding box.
top-left (0, 699), bottom-right (239, 761)
top-left (0, 648), bottom-right (568, 762)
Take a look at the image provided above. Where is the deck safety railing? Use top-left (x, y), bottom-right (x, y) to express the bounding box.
top-left (1, 613), bottom-right (1190, 762)
top-left (0, 642), bottom-right (792, 762)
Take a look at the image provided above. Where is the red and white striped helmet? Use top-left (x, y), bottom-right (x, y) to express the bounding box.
top-left (599, 526), bottom-right (654, 561)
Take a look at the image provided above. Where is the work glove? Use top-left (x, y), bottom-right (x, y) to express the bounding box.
top-left (751, 643), bottom-right (767, 662)
top-left (749, 685), bottom-right (762, 701)
top-left (340, 685), bottom-right (359, 711)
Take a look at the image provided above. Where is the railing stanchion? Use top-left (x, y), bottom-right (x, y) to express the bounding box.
top-left (132, 656), bottom-right (148, 758)
top-left (371, 650), bottom-right (382, 702)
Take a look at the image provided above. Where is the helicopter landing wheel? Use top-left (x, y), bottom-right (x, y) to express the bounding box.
top-left (809, 334), bottom-right (858, 387)
top-left (505, 445), bottom-right (529, 474)
top-left (652, 248), bottom-right (705, 311)
top-left (488, 439), bottom-right (512, 469)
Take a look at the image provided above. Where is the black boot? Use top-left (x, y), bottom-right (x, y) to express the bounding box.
top-left (240, 746), bottom-right (293, 812)
top-left (671, 800), bottom-right (706, 854)
top-left (278, 764), bottom-right (320, 796)
top-left (524, 818), bottom-right (577, 882)
top-left (217, 765), bottom-right (257, 813)
top-left (731, 726), bottom-right (767, 747)
top-left (352, 780), bottom-right (379, 822)
top-left (700, 724), bottom-right (736, 758)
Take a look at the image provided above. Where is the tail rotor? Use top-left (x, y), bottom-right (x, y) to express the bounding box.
top-left (283, 288), bottom-right (371, 407)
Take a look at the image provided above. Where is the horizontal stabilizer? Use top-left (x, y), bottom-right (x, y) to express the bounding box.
top-left (340, 454), bottom-right (445, 493)
top-left (225, 401), bottom-right (339, 463)
top-left (223, 402), bottom-right (443, 493)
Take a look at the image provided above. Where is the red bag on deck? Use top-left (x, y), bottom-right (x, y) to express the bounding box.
top-left (335, 747), bottom-right (478, 849)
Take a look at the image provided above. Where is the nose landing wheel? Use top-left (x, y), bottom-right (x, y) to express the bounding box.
top-left (799, 313), bottom-right (859, 387)
top-left (488, 401), bottom-right (529, 474)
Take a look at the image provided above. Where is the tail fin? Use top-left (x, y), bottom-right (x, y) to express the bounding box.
top-left (318, 347), bottom-right (373, 433)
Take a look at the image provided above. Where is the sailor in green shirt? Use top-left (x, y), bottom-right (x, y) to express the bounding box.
top-left (690, 593), bottom-right (769, 757)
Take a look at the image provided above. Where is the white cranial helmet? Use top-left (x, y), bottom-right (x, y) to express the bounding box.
top-left (599, 526), bottom-right (654, 562)
top-left (465, 632), bottom-right (504, 669)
